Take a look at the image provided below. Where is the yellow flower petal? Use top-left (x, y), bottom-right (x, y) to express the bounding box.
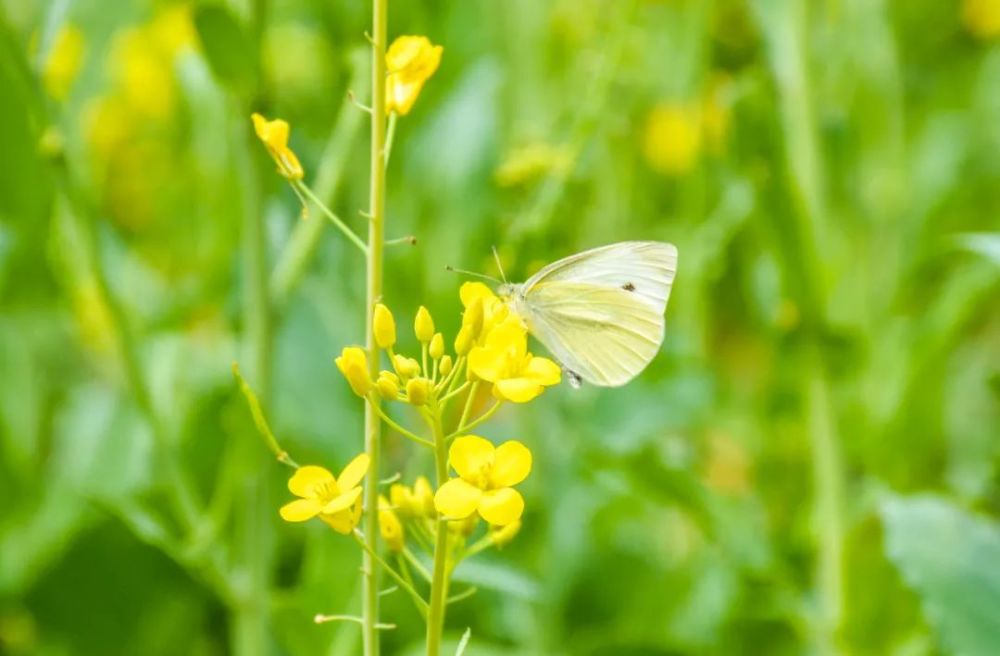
top-left (322, 486), bottom-right (362, 515)
top-left (525, 356), bottom-right (561, 385)
top-left (494, 378), bottom-right (543, 403)
top-left (434, 478), bottom-right (483, 519)
top-left (335, 346), bottom-right (373, 397)
top-left (449, 435), bottom-right (495, 481)
top-left (478, 488), bottom-right (524, 526)
top-left (468, 344), bottom-right (508, 382)
top-left (460, 282), bottom-right (497, 308)
top-left (338, 453), bottom-right (370, 491)
top-left (491, 441), bottom-right (532, 488)
top-left (320, 508), bottom-right (356, 534)
top-left (279, 498), bottom-right (323, 522)
top-left (288, 465), bottom-right (335, 499)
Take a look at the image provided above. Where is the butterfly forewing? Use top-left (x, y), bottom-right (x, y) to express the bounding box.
top-left (518, 282), bottom-right (666, 387)
top-left (524, 241), bottom-right (678, 312)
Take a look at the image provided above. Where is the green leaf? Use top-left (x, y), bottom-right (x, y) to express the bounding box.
top-left (881, 495), bottom-right (1000, 656)
top-left (192, 5), bottom-right (257, 94)
top-left (455, 628), bottom-right (471, 656)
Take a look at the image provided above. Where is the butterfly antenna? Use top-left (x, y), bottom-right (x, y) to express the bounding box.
top-left (491, 246), bottom-right (508, 284)
top-left (444, 265), bottom-right (501, 284)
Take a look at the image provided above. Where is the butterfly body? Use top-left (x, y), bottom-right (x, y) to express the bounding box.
top-left (497, 241), bottom-right (678, 387)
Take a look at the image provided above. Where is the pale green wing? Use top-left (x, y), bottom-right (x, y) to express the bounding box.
top-left (518, 282), bottom-right (665, 387)
top-left (523, 241), bottom-right (678, 312)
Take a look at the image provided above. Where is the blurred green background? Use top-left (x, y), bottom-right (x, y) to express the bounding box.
top-left (1, 0), bottom-right (999, 654)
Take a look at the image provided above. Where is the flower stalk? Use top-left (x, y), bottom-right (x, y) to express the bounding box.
top-left (362, 0), bottom-right (389, 652)
top-left (425, 406), bottom-right (451, 656)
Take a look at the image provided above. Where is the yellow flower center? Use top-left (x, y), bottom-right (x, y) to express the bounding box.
top-left (312, 479), bottom-right (341, 504)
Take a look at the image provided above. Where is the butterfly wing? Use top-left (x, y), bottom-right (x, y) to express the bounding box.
top-left (523, 241), bottom-right (678, 312)
top-left (517, 282), bottom-right (666, 387)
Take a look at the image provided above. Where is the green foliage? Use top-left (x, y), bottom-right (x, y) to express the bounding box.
top-left (0, 0), bottom-right (998, 654)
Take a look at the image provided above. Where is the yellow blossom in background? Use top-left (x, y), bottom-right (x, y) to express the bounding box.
top-left (963, 0), bottom-right (1000, 38)
top-left (385, 35), bottom-right (443, 116)
top-left (279, 455), bottom-right (370, 534)
top-left (109, 26), bottom-right (177, 120)
top-left (149, 3), bottom-right (197, 55)
top-left (41, 24), bottom-right (85, 101)
top-left (643, 103), bottom-right (702, 176)
top-left (335, 346), bottom-right (373, 397)
top-left (494, 142), bottom-right (574, 187)
top-left (468, 318), bottom-right (560, 402)
top-left (251, 113), bottom-right (305, 181)
top-left (434, 436), bottom-right (532, 526)
top-left (390, 475), bottom-right (435, 518)
top-left (378, 495), bottom-right (405, 551)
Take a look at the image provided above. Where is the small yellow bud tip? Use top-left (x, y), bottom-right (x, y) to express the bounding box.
top-left (373, 303), bottom-right (397, 349)
top-left (414, 306), bottom-right (435, 342)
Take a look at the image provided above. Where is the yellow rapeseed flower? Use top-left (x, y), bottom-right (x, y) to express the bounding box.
top-left (42, 24), bottom-right (86, 101)
top-left (378, 495), bottom-right (405, 552)
top-left (642, 103), bottom-right (701, 176)
top-left (336, 346), bottom-right (373, 397)
top-left (373, 303), bottom-right (396, 349)
top-left (390, 475), bottom-right (435, 518)
top-left (251, 113), bottom-right (304, 181)
top-left (279, 454), bottom-right (370, 533)
top-left (434, 435), bottom-right (531, 526)
top-left (963, 0), bottom-right (1000, 38)
top-left (385, 35), bottom-right (443, 116)
top-left (468, 318), bottom-right (560, 403)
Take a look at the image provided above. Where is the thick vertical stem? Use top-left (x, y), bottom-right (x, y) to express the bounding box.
top-left (233, 114), bottom-right (273, 656)
top-left (425, 410), bottom-right (450, 656)
top-left (362, 1), bottom-right (388, 654)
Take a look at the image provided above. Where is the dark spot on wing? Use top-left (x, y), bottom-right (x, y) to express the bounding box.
top-left (622, 282), bottom-right (636, 292)
top-left (566, 369), bottom-right (583, 389)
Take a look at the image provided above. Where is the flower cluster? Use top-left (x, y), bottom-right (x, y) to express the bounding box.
top-left (279, 454), bottom-right (370, 534)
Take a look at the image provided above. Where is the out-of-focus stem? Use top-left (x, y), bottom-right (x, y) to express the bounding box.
top-left (362, 0), bottom-right (388, 653)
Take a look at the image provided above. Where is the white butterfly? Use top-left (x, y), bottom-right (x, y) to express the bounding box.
top-left (497, 241), bottom-right (678, 388)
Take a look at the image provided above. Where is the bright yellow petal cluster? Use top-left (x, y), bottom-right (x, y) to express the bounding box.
top-left (279, 454), bottom-right (370, 534)
top-left (434, 436), bottom-right (531, 526)
top-left (251, 113), bottom-right (304, 181)
top-left (41, 24), bottom-right (86, 101)
top-left (468, 317), bottom-right (560, 403)
top-left (336, 346), bottom-right (374, 397)
top-left (385, 35), bottom-right (443, 116)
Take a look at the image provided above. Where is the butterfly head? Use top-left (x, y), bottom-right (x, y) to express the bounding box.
top-left (496, 282), bottom-right (520, 301)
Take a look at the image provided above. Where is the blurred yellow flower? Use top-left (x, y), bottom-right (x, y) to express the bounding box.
top-left (110, 27), bottom-right (177, 119)
top-left (390, 475), bottom-right (435, 518)
top-left (149, 3), bottom-right (197, 55)
top-left (434, 436), bottom-right (531, 526)
top-left (494, 143), bottom-right (573, 187)
top-left (468, 318), bottom-right (560, 402)
top-left (335, 346), bottom-right (373, 397)
top-left (642, 103), bottom-right (702, 176)
top-left (963, 0), bottom-right (1000, 38)
top-left (386, 35), bottom-right (443, 116)
top-left (42, 24), bottom-right (85, 101)
top-left (279, 455), bottom-right (370, 534)
top-left (378, 495), bottom-right (405, 551)
top-left (251, 113), bottom-right (305, 181)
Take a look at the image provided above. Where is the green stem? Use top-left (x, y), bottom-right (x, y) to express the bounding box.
top-left (295, 181), bottom-right (368, 254)
top-left (447, 400), bottom-right (501, 440)
top-left (384, 112), bottom-right (398, 167)
top-left (425, 407), bottom-right (451, 656)
top-left (353, 532), bottom-right (429, 615)
top-left (368, 398), bottom-right (435, 448)
top-left (362, 1), bottom-right (388, 653)
top-left (234, 111), bottom-right (274, 656)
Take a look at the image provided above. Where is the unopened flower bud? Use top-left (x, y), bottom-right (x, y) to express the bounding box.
top-left (414, 306), bottom-right (435, 342)
top-left (335, 347), bottom-right (372, 397)
top-left (429, 332), bottom-right (444, 360)
top-left (439, 355), bottom-right (453, 377)
top-left (393, 354), bottom-right (420, 379)
top-left (413, 476), bottom-right (435, 517)
top-left (376, 373), bottom-right (399, 400)
top-left (406, 377), bottom-right (431, 406)
top-left (378, 495), bottom-right (405, 552)
top-left (373, 304), bottom-right (396, 349)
